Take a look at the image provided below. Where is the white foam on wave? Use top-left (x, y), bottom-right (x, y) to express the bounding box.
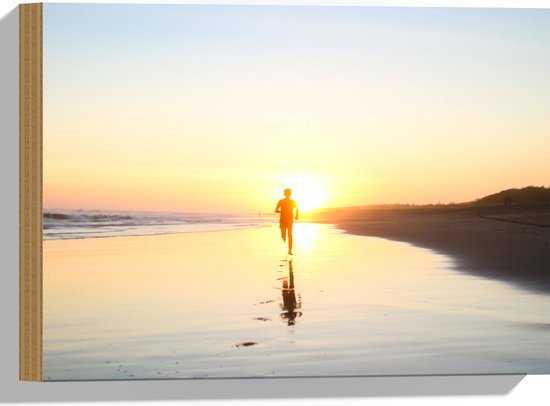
top-left (43, 210), bottom-right (274, 240)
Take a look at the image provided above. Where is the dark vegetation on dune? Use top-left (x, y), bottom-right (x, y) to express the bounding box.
top-left (306, 186), bottom-right (549, 220)
top-left (474, 186), bottom-right (549, 206)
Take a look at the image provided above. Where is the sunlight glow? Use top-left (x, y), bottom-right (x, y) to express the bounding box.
top-left (293, 222), bottom-right (320, 253)
top-left (278, 173), bottom-right (329, 213)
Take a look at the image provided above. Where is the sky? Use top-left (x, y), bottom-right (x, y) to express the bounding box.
top-left (43, 4), bottom-right (550, 213)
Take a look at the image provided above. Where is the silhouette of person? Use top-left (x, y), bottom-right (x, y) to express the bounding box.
top-left (280, 260), bottom-right (302, 326)
top-left (275, 188), bottom-right (299, 255)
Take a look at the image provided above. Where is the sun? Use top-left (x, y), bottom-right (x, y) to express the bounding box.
top-left (280, 174), bottom-right (329, 213)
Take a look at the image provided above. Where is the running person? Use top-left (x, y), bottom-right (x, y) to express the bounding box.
top-left (275, 188), bottom-right (299, 255)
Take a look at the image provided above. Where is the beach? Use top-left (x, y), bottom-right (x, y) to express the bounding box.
top-left (37, 1), bottom-right (550, 387)
top-left (312, 204), bottom-right (550, 295)
top-left (43, 222), bottom-right (549, 380)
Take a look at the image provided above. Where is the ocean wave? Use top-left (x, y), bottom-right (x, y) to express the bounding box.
top-left (44, 212), bottom-right (134, 222)
top-left (42, 210), bottom-right (273, 240)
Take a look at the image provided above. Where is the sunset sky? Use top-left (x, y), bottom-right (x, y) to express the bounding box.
top-left (43, 4), bottom-right (550, 213)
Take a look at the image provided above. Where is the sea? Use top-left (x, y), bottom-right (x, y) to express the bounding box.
top-left (43, 209), bottom-right (273, 240)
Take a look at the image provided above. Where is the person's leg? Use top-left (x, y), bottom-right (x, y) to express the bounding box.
top-left (280, 223), bottom-right (286, 242)
top-left (287, 223), bottom-right (293, 254)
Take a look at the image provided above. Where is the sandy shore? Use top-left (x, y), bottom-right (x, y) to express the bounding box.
top-left (44, 223), bottom-right (550, 379)
top-left (312, 204), bottom-right (549, 294)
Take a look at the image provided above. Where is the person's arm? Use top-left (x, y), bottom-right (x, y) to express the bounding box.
top-left (275, 200), bottom-right (282, 213)
top-left (294, 201), bottom-right (299, 220)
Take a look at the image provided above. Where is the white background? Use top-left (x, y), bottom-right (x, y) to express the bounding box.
top-left (1, 0), bottom-right (548, 405)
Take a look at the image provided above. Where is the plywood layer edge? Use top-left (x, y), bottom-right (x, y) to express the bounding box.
top-left (19, 2), bottom-right (43, 382)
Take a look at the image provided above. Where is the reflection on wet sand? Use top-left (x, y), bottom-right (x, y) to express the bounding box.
top-left (44, 224), bottom-right (550, 380)
top-left (279, 259), bottom-right (302, 326)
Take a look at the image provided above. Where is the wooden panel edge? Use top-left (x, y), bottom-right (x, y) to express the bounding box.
top-left (19, 2), bottom-right (43, 382)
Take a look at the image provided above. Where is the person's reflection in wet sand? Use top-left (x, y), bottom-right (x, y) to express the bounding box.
top-left (280, 260), bottom-right (302, 326)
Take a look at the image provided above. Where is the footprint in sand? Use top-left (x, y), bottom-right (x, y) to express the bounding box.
top-left (253, 317), bottom-right (272, 322)
top-left (234, 342), bottom-right (258, 348)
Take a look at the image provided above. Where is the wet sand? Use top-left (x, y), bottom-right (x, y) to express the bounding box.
top-left (43, 223), bottom-right (549, 380)
top-left (315, 205), bottom-right (549, 294)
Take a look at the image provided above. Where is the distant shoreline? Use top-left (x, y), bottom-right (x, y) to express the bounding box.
top-left (42, 223), bottom-right (273, 242)
top-left (311, 204), bottom-right (549, 295)
top-left (41, 203), bottom-right (550, 295)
